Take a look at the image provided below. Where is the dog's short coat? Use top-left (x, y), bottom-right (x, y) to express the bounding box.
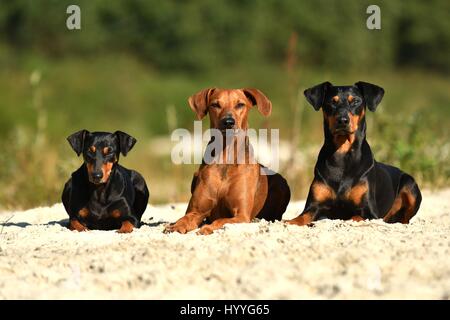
top-left (288, 81), bottom-right (421, 226)
top-left (165, 88), bottom-right (291, 235)
top-left (62, 130), bottom-right (149, 233)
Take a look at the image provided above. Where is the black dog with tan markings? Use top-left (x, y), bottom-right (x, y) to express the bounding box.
top-left (288, 81), bottom-right (421, 226)
top-left (62, 130), bottom-right (149, 233)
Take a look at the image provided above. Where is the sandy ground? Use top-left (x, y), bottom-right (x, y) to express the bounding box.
top-left (1, 189), bottom-right (449, 300)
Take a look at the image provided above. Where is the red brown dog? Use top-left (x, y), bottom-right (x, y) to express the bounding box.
top-left (164, 88), bottom-right (291, 235)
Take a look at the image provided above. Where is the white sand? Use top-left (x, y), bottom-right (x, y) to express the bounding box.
top-left (1, 189), bottom-right (449, 299)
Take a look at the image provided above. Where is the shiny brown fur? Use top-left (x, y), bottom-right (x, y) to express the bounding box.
top-left (165, 88), bottom-right (290, 235)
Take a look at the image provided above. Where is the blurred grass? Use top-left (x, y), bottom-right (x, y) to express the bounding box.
top-left (0, 52), bottom-right (449, 209)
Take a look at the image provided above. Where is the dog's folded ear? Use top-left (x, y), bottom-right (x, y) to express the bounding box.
top-left (115, 131), bottom-right (137, 156)
top-left (188, 88), bottom-right (216, 120)
top-left (243, 88), bottom-right (272, 117)
top-left (355, 81), bottom-right (384, 112)
top-left (67, 129), bottom-right (89, 156)
top-left (304, 82), bottom-right (332, 111)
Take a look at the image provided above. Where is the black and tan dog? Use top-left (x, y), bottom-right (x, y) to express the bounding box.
top-left (62, 130), bottom-right (149, 233)
top-left (288, 81), bottom-right (421, 226)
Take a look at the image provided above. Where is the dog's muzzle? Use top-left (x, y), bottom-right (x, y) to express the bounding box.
top-left (334, 115), bottom-right (351, 134)
top-left (220, 117), bottom-right (235, 130)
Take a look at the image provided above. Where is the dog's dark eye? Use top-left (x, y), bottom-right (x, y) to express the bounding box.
top-left (210, 103), bottom-right (221, 109)
top-left (352, 98), bottom-right (361, 105)
top-left (235, 103), bottom-right (245, 109)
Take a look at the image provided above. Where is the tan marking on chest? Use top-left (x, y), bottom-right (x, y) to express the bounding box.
top-left (78, 207), bottom-right (89, 218)
top-left (312, 182), bottom-right (336, 202)
top-left (345, 182), bottom-right (368, 205)
top-left (111, 209), bottom-right (121, 219)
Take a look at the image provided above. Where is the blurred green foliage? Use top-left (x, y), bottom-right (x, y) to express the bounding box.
top-left (0, 0), bottom-right (449, 209)
top-left (1, 0), bottom-right (449, 72)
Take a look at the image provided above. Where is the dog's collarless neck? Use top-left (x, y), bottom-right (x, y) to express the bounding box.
top-left (316, 138), bottom-right (375, 183)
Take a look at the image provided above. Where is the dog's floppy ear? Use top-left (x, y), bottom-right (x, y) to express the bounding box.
top-left (355, 81), bottom-right (384, 112)
top-left (188, 88), bottom-right (216, 120)
top-left (67, 129), bottom-right (89, 156)
top-left (243, 88), bottom-right (272, 117)
top-left (115, 131), bottom-right (137, 156)
top-left (304, 81), bottom-right (332, 111)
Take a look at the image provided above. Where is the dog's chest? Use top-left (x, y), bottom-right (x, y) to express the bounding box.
top-left (199, 164), bottom-right (259, 197)
top-left (86, 192), bottom-right (117, 219)
top-left (87, 201), bottom-right (109, 219)
top-left (314, 179), bottom-right (369, 220)
top-left (315, 178), bottom-right (369, 206)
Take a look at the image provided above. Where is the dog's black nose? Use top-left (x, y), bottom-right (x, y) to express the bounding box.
top-left (92, 172), bottom-right (103, 181)
top-left (221, 117), bottom-right (235, 128)
top-left (337, 116), bottom-right (349, 126)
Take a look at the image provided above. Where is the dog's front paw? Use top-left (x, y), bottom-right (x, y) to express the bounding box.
top-left (196, 225), bottom-right (214, 235)
top-left (350, 215), bottom-right (365, 222)
top-left (117, 221), bottom-right (134, 233)
top-left (163, 222), bottom-right (190, 234)
top-left (69, 219), bottom-right (89, 232)
top-left (285, 213), bottom-right (314, 227)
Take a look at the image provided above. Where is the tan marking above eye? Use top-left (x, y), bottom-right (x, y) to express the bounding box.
top-left (89, 146), bottom-right (96, 153)
top-left (103, 147), bottom-right (111, 155)
top-left (332, 96), bottom-right (340, 103)
top-left (348, 95), bottom-right (354, 103)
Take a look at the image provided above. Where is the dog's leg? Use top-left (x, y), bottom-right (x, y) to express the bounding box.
top-left (117, 220), bottom-right (134, 233)
top-left (350, 215), bottom-right (365, 222)
top-left (68, 219), bottom-right (89, 232)
top-left (164, 212), bottom-right (208, 234)
top-left (383, 180), bottom-right (421, 224)
top-left (164, 183), bottom-right (217, 234)
top-left (197, 215), bottom-right (252, 235)
top-left (197, 187), bottom-right (255, 235)
top-left (286, 211), bottom-right (315, 226)
top-left (286, 181), bottom-right (332, 226)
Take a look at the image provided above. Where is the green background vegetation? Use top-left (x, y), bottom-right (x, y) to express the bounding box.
top-left (0, 0), bottom-right (449, 209)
